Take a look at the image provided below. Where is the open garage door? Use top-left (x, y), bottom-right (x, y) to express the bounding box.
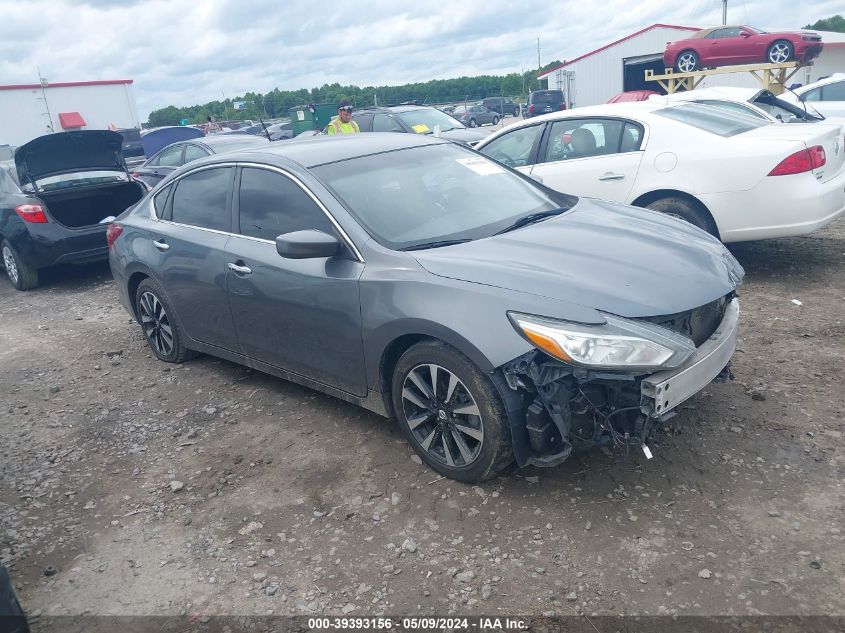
top-left (624, 54), bottom-right (667, 94)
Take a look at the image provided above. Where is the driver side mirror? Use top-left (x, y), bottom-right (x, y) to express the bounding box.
top-left (276, 230), bottom-right (341, 259)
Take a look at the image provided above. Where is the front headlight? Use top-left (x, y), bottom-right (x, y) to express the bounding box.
top-left (509, 311), bottom-right (696, 371)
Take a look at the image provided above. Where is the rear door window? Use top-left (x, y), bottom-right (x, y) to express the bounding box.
top-left (543, 118), bottom-right (626, 162)
top-left (183, 144), bottom-right (210, 163)
top-left (170, 167), bottom-right (233, 232)
top-left (237, 167), bottom-right (334, 241)
top-left (153, 145), bottom-right (184, 167)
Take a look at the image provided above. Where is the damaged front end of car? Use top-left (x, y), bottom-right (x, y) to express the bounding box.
top-left (499, 293), bottom-right (741, 468)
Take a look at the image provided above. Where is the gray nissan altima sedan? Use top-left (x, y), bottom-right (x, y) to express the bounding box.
top-left (108, 133), bottom-right (744, 482)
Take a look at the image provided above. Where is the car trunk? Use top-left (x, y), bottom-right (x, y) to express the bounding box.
top-left (741, 123), bottom-right (845, 184)
top-left (40, 180), bottom-right (145, 228)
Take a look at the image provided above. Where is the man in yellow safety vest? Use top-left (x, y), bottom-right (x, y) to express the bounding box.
top-left (325, 100), bottom-right (360, 135)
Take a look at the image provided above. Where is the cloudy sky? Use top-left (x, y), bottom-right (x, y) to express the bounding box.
top-left (0, 0), bottom-right (840, 119)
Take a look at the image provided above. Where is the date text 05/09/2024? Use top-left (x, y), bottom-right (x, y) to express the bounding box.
top-left (308, 617), bottom-right (529, 631)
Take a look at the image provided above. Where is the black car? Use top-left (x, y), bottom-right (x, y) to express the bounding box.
top-left (131, 135), bottom-right (270, 188)
top-left (351, 106), bottom-right (487, 145)
top-left (526, 89), bottom-right (566, 117)
top-left (482, 97), bottom-right (521, 117)
top-left (0, 131), bottom-right (146, 290)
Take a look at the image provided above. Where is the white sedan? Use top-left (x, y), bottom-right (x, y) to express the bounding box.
top-left (782, 73), bottom-right (845, 119)
top-left (475, 102), bottom-right (845, 243)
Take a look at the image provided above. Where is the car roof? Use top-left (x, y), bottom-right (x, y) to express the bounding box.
top-left (195, 134), bottom-right (270, 147)
top-left (353, 105), bottom-right (438, 114)
top-left (794, 73), bottom-right (845, 94)
top-left (210, 132), bottom-right (452, 169)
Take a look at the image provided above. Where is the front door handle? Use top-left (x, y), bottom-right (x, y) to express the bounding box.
top-left (227, 262), bottom-right (252, 275)
top-left (598, 173), bottom-right (626, 181)
top-left (153, 239), bottom-right (170, 251)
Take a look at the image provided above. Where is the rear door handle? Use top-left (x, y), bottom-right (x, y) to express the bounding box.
top-left (227, 262), bottom-right (252, 275)
top-left (599, 173), bottom-right (626, 181)
top-left (153, 239), bottom-right (170, 251)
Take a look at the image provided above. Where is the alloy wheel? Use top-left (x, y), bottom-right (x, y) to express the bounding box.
top-left (768, 43), bottom-right (791, 64)
top-left (139, 291), bottom-right (174, 357)
top-left (677, 53), bottom-right (697, 73)
top-left (401, 363), bottom-right (484, 468)
top-left (2, 246), bottom-right (18, 285)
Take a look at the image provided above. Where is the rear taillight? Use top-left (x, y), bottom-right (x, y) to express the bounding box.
top-left (560, 103), bottom-right (566, 110)
top-left (14, 204), bottom-right (48, 223)
top-left (529, 104), bottom-right (535, 115)
top-left (768, 145), bottom-right (826, 176)
top-left (106, 223), bottom-right (123, 249)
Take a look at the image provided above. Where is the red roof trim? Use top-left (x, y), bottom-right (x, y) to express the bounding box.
top-left (0, 79), bottom-right (133, 91)
top-left (539, 24), bottom-right (700, 77)
top-left (58, 112), bottom-right (87, 129)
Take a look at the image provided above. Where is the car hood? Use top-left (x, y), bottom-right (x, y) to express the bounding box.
top-left (411, 198), bottom-right (744, 319)
top-left (439, 128), bottom-right (488, 144)
top-left (15, 130), bottom-right (126, 186)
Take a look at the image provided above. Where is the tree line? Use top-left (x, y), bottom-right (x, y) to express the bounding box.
top-left (146, 64), bottom-right (562, 127)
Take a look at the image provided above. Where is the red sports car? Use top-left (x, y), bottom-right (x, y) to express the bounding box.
top-left (664, 26), bottom-right (823, 73)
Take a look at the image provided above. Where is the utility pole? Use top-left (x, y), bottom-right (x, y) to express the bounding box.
top-left (537, 38), bottom-right (541, 72)
top-left (722, 0), bottom-right (728, 25)
top-left (37, 68), bottom-right (54, 132)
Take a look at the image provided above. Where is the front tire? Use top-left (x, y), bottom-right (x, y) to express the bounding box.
top-left (392, 341), bottom-right (513, 482)
top-left (1, 240), bottom-right (38, 291)
top-left (767, 40), bottom-right (794, 64)
top-left (513, 106), bottom-right (520, 117)
top-left (644, 196), bottom-right (718, 237)
top-left (135, 278), bottom-right (193, 363)
top-left (492, 115), bottom-right (500, 125)
top-left (675, 50), bottom-right (699, 73)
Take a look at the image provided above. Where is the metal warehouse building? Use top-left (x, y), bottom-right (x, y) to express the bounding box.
top-left (0, 79), bottom-right (140, 149)
top-left (540, 23), bottom-right (845, 108)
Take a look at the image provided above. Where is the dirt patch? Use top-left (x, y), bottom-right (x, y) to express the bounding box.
top-left (1, 220), bottom-right (843, 618)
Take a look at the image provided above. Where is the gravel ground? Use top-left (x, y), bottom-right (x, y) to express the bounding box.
top-left (0, 219), bottom-right (843, 620)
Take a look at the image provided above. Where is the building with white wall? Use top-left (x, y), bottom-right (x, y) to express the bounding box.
top-left (0, 79), bottom-right (140, 149)
top-left (540, 24), bottom-right (845, 107)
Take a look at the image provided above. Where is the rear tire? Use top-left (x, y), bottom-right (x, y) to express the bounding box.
top-left (134, 278), bottom-right (193, 363)
top-left (391, 340), bottom-right (513, 483)
top-left (767, 40), bottom-right (794, 64)
top-left (492, 115), bottom-right (500, 125)
top-left (1, 240), bottom-right (39, 291)
top-left (513, 106), bottom-right (520, 117)
top-left (468, 118), bottom-right (477, 128)
top-left (644, 196), bottom-right (718, 237)
top-left (675, 50), bottom-right (699, 73)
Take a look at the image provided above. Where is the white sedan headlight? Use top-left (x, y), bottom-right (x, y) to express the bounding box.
top-left (509, 312), bottom-right (696, 371)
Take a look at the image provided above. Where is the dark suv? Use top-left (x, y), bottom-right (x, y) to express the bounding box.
top-left (351, 106), bottom-right (487, 146)
top-left (481, 97), bottom-right (520, 117)
top-left (526, 90), bottom-right (566, 117)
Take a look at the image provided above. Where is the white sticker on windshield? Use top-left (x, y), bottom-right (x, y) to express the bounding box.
top-left (456, 157), bottom-right (505, 176)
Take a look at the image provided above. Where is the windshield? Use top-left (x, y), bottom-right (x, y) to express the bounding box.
top-left (654, 103), bottom-right (767, 137)
top-left (532, 91), bottom-right (563, 105)
top-left (752, 92), bottom-right (823, 121)
top-left (394, 108), bottom-right (466, 133)
top-left (312, 144), bottom-right (575, 250)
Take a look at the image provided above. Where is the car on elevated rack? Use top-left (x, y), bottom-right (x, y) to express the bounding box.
top-left (475, 101), bottom-right (845, 243)
top-left (1, 131), bottom-right (147, 290)
top-left (664, 26), bottom-right (823, 73)
top-left (109, 133), bottom-right (744, 482)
